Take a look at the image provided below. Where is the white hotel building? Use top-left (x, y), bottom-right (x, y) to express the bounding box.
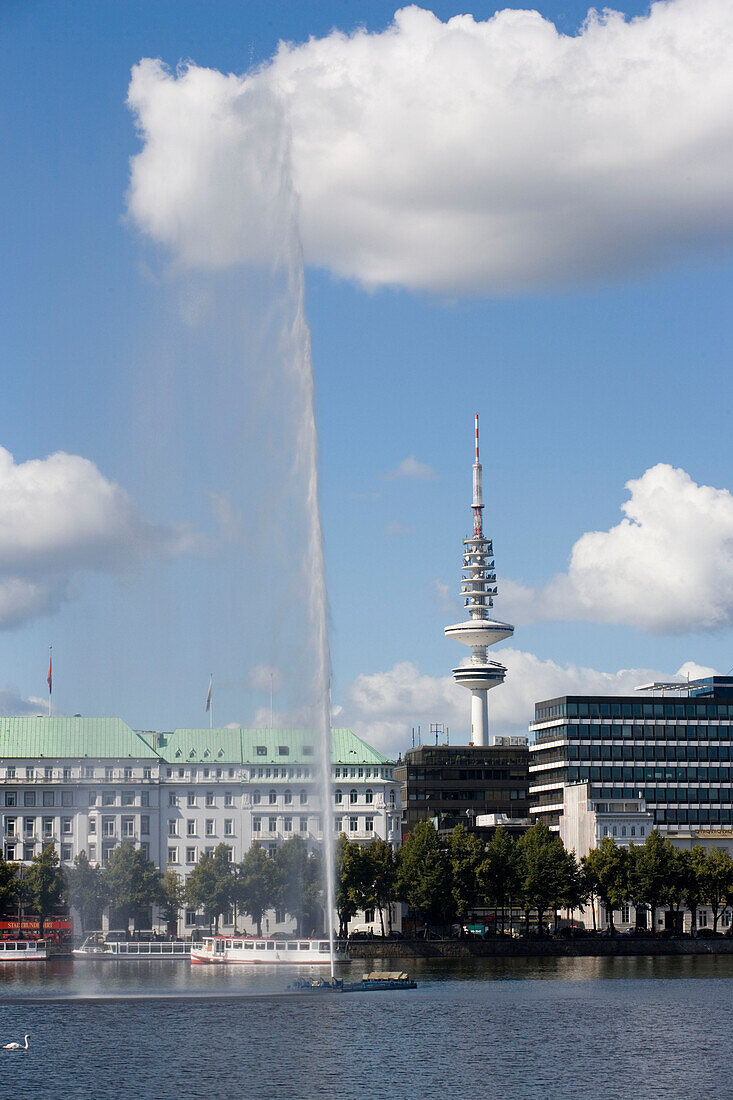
top-left (0, 717), bottom-right (400, 934)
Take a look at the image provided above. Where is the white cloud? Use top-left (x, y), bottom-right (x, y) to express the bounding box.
top-left (0, 447), bottom-right (195, 628)
top-left (502, 464), bottom-right (733, 634)
top-left (127, 0), bottom-right (733, 292)
top-left (384, 455), bottom-right (436, 481)
top-left (0, 688), bottom-right (49, 718)
top-left (337, 653), bottom-right (712, 757)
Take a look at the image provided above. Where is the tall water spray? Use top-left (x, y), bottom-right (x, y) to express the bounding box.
top-left (127, 68), bottom-right (338, 966)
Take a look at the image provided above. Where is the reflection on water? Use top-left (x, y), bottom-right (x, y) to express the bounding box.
top-left (1, 956), bottom-right (732, 1098)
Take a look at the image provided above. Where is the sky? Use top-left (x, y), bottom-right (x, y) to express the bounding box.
top-left (2, 0), bottom-right (733, 757)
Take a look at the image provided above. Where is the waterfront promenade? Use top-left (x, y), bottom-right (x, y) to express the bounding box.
top-left (348, 935), bottom-right (733, 958)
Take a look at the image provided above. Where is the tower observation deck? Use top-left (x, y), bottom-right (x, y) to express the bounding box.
top-left (444, 414), bottom-right (514, 746)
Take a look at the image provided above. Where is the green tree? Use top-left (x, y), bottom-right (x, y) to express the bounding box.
top-left (628, 831), bottom-right (672, 934)
top-left (335, 834), bottom-right (362, 937)
top-left (516, 823), bottom-right (574, 935)
top-left (66, 851), bottom-right (107, 933)
top-left (24, 844), bottom-right (66, 938)
top-left (479, 827), bottom-right (520, 934)
top-left (236, 843), bottom-right (278, 936)
top-left (0, 853), bottom-right (18, 915)
top-left (161, 870), bottom-right (186, 937)
top-left (104, 843), bottom-right (163, 932)
top-left (698, 847), bottom-right (733, 932)
top-left (274, 837), bottom-right (323, 936)
top-left (185, 844), bottom-right (233, 933)
top-left (367, 838), bottom-right (397, 936)
top-left (681, 846), bottom-right (707, 935)
top-left (395, 821), bottom-right (452, 932)
top-left (582, 837), bottom-right (629, 934)
top-left (448, 824), bottom-right (483, 925)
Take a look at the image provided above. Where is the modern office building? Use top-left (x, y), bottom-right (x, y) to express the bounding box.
top-left (395, 741), bottom-right (529, 841)
top-left (0, 717), bottom-right (400, 934)
top-left (529, 677), bottom-right (733, 835)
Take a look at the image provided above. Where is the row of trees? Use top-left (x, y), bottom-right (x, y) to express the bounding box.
top-left (336, 821), bottom-right (733, 936)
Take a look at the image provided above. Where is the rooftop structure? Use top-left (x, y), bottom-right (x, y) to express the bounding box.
top-left (444, 414), bottom-right (514, 745)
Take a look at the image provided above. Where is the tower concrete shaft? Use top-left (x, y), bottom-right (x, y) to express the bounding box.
top-left (444, 414), bottom-right (514, 745)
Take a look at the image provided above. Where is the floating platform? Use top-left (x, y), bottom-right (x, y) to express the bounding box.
top-left (289, 971), bottom-right (417, 994)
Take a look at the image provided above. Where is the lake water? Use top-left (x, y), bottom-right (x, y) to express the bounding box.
top-left (1, 955), bottom-right (731, 1098)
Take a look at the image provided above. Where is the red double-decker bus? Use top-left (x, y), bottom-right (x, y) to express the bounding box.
top-left (0, 917), bottom-right (72, 943)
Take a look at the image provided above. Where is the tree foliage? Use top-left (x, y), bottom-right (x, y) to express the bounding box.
top-left (395, 821), bottom-right (452, 928)
top-left (24, 844), bottom-right (66, 936)
top-left (236, 843), bottom-right (278, 936)
top-left (104, 843), bottom-right (163, 931)
top-left (67, 851), bottom-right (107, 933)
top-left (185, 844), bottom-right (233, 932)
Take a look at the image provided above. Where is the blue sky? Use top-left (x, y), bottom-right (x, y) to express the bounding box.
top-left (2, 0), bottom-right (733, 753)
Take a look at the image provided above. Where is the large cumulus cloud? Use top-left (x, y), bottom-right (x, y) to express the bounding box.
top-left (127, 0), bottom-right (733, 292)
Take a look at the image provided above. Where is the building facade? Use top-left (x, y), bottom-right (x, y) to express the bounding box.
top-left (395, 742), bottom-right (529, 840)
top-left (529, 678), bottom-right (733, 835)
top-left (0, 717), bottom-right (400, 935)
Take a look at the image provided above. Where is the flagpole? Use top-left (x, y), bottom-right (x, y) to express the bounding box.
top-left (47, 645), bottom-right (52, 718)
top-left (210, 673), bottom-right (213, 730)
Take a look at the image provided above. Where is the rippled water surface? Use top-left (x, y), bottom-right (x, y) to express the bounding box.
top-left (1, 955), bottom-right (731, 1098)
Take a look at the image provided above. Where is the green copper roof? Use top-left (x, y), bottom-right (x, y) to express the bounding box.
top-left (0, 717), bottom-right (159, 759)
top-left (0, 719), bottom-right (392, 765)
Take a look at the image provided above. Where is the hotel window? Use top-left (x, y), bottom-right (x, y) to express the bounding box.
top-left (253, 790), bottom-right (261, 805)
top-left (226, 847), bottom-right (234, 863)
top-left (203, 769), bottom-right (210, 779)
top-left (228, 769), bottom-right (235, 779)
top-left (24, 818), bottom-right (34, 837)
top-left (224, 820), bottom-right (234, 836)
top-left (253, 818), bottom-right (261, 833)
top-left (4, 817), bottom-right (17, 836)
top-left (621, 826), bottom-right (627, 837)
top-left (365, 789), bottom-right (373, 804)
top-left (268, 817), bottom-right (277, 833)
top-left (105, 768), bottom-right (113, 781)
top-left (284, 817), bottom-right (292, 832)
top-left (168, 820), bottom-right (178, 836)
top-left (349, 817), bottom-right (358, 832)
top-left (206, 792), bottom-right (214, 807)
top-left (186, 847), bottom-right (197, 864)
top-left (335, 789), bottom-right (343, 804)
top-left (603, 827), bottom-right (609, 837)
top-left (185, 909), bottom-right (197, 926)
top-left (140, 842), bottom-right (149, 860)
top-left (24, 792), bottom-right (36, 807)
top-left (63, 767), bottom-right (71, 781)
top-left (61, 844), bottom-right (72, 862)
top-left (102, 818), bottom-right (115, 837)
top-left (122, 817), bottom-right (134, 838)
top-left (4, 844), bottom-right (15, 861)
top-left (140, 816), bottom-right (150, 836)
top-left (88, 844), bottom-right (96, 861)
top-left (389, 790), bottom-right (395, 807)
top-left (44, 767), bottom-right (53, 780)
top-left (6, 767), bottom-right (15, 780)
top-left (365, 817), bottom-right (374, 833)
top-left (256, 746), bottom-right (267, 756)
top-left (299, 790), bottom-right (307, 805)
top-left (43, 791), bottom-right (54, 807)
top-left (5, 792), bottom-right (16, 807)
top-left (350, 789), bottom-right (358, 804)
top-left (88, 818), bottom-right (97, 834)
top-left (122, 791), bottom-right (135, 807)
top-left (299, 817), bottom-right (308, 833)
top-left (62, 791), bottom-right (73, 807)
top-left (43, 818), bottom-right (53, 839)
top-left (335, 817), bottom-right (343, 833)
top-left (168, 848), bottom-right (178, 865)
top-left (278, 746), bottom-right (289, 756)
top-left (189, 792), bottom-right (198, 808)
top-left (187, 819), bottom-right (196, 836)
top-left (141, 791), bottom-right (149, 807)
top-left (103, 791), bottom-right (115, 806)
top-left (224, 792), bottom-right (233, 807)
top-left (267, 843), bottom-right (277, 857)
top-left (62, 818), bottom-right (73, 835)
top-left (124, 768), bottom-right (132, 781)
top-left (205, 820), bottom-right (214, 836)
top-left (621, 903), bottom-right (631, 923)
top-left (269, 790), bottom-right (277, 805)
top-left (143, 767), bottom-right (152, 780)
top-left (358, 768), bottom-right (363, 778)
top-left (169, 792), bottom-right (178, 807)
top-left (284, 789), bottom-right (292, 805)
top-left (26, 767), bottom-right (34, 780)
top-left (84, 768), bottom-right (94, 780)
top-left (178, 769), bottom-right (184, 779)
top-left (640, 827), bottom-right (646, 836)
top-left (612, 826), bottom-right (618, 837)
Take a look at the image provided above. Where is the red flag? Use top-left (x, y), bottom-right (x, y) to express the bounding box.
top-left (46, 654), bottom-right (52, 693)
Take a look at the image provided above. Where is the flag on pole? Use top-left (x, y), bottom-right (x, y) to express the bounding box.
top-left (47, 652), bottom-right (52, 693)
top-left (205, 676), bottom-right (213, 713)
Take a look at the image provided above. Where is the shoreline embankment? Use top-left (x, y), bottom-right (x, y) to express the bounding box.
top-left (348, 936), bottom-right (733, 959)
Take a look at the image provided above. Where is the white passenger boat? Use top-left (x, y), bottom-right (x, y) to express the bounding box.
top-left (0, 939), bottom-right (47, 961)
top-left (73, 931), bottom-right (191, 959)
top-left (190, 936), bottom-right (345, 965)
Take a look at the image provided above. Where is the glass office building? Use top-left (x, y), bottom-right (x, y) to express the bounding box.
top-left (529, 677), bottom-right (733, 832)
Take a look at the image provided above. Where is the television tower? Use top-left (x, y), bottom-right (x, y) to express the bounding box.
top-left (444, 414), bottom-right (514, 745)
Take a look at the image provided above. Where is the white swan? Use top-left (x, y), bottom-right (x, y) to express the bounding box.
top-left (3, 1034), bottom-right (29, 1050)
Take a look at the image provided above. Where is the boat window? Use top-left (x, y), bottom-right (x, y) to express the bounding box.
top-left (17, 942), bottom-right (27, 950)
top-left (234, 941), bottom-right (243, 949)
top-left (6, 943), bottom-right (15, 951)
top-left (319, 942), bottom-right (329, 952)
top-left (299, 942), bottom-right (309, 950)
top-left (266, 941), bottom-right (275, 950)
top-left (226, 940), bottom-right (232, 948)
top-left (244, 941), bottom-right (254, 950)
top-left (255, 942), bottom-right (266, 950)
top-left (286, 942), bottom-right (298, 950)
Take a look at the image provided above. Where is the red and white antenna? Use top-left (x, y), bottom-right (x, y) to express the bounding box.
top-left (472, 412), bottom-right (483, 538)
